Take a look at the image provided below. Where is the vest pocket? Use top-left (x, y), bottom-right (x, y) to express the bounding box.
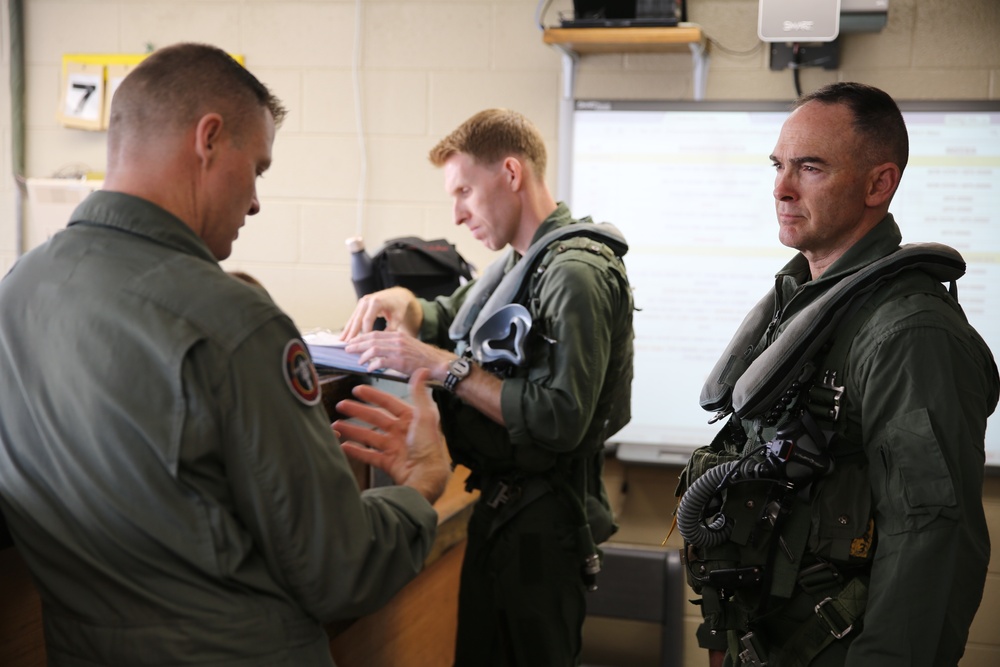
top-left (811, 461), bottom-right (872, 563)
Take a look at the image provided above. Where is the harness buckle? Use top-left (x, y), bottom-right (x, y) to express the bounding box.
top-left (485, 479), bottom-right (522, 509)
top-left (738, 631), bottom-right (768, 666)
top-left (486, 481), bottom-right (510, 508)
top-left (809, 371), bottom-right (845, 421)
top-left (814, 596), bottom-right (854, 640)
top-left (705, 566), bottom-right (764, 590)
top-left (797, 560), bottom-right (844, 594)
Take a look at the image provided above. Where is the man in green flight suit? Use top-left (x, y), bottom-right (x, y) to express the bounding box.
top-left (679, 82), bottom-right (998, 667)
top-left (340, 108), bottom-right (635, 666)
top-left (0, 43), bottom-right (452, 666)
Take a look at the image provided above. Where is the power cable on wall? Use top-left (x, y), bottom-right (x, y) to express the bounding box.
top-left (535, 0), bottom-right (554, 30)
top-left (705, 36), bottom-right (762, 59)
top-left (792, 43), bottom-right (802, 97)
top-left (8, 0), bottom-right (26, 257)
top-left (352, 0), bottom-right (368, 239)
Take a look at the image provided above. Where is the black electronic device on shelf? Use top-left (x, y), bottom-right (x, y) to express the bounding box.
top-left (559, 0), bottom-right (682, 28)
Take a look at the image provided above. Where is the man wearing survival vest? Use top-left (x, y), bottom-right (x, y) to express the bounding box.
top-left (339, 109), bottom-right (634, 666)
top-left (677, 83), bottom-right (998, 666)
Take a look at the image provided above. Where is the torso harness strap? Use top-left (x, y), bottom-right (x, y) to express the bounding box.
top-left (447, 220), bottom-right (628, 359)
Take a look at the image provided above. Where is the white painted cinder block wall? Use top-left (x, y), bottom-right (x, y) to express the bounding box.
top-left (2, 0), bottom-right (571, 329)
top-left (1, 1), bottom-right (999, 666)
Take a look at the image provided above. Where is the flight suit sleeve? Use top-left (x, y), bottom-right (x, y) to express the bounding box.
top-left (844, 296), bottom-right (997, 666)
top-left (214, 316), bottom-right (438, 622)
top-left (500, 247), bottom-right (628, 454)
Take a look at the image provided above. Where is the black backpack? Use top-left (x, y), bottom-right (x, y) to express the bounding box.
top-left (371, 236), bottom-right (473, 300)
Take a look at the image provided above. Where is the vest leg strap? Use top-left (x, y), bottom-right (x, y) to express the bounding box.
top-left (779, 575), bottom-right (868, 667)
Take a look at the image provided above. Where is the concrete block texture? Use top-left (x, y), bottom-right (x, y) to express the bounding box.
top-left (3, 0), bottom-right (1000, 663)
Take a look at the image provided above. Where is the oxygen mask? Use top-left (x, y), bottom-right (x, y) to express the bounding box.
top-left (470, 303), bottom-right (532, 367)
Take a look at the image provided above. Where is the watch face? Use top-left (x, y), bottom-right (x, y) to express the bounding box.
top-left (450, 357), bottom-right (471, 378)
top-left (445, 357), bottom-right (472, 392)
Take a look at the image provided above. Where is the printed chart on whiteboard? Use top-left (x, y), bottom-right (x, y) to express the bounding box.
top-left (570, 100), bottom-right (1000, 466)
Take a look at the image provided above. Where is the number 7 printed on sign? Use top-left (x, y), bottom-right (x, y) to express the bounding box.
top-left (58, 62), bottom-right (105, 131)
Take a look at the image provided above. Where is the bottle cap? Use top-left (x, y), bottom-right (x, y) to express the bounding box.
top-left (345, 236), bottom-right (365, 253)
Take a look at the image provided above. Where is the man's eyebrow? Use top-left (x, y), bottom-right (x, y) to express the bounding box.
top-left (769, 154), bottom-right (828, 166)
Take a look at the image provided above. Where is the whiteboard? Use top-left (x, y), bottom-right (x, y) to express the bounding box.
top-left (569, 100), bottom-right (1000, 466)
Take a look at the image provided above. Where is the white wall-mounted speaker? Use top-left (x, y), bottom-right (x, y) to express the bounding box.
top-left (758, 0), bottom-right (842, 42)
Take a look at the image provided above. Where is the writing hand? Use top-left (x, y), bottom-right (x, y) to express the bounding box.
top-left (345, 330), bottom-right (452, 381)
top-left (340, 287), bottom-right (423, 341)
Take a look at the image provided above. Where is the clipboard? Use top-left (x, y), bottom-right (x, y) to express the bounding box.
top-left (303, 332), bottom-right (409, 383)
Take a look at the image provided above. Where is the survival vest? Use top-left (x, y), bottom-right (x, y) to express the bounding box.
top-left (440, 219), bottom-right (630, 468)
top-left (675, 243), bottom-right (966, 666)
top-left (435, 220), bottom-right (633, 587)
top-left (448, 220), bottom-right (629, 360)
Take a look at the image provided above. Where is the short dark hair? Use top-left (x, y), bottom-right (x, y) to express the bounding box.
top-left (429, 109), bottom-right (547, 180)
top-left (108, 43), bottom-right (287, 149)
top-left (794, 82), bottom-right (909, 174)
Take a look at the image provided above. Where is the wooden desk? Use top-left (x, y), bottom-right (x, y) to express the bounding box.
top-left (330, 470), bottom-right (477, 667)
top-left (0, 374), bottom-right (477, 667)
top-left (0, 547), bottom-right (43, 667)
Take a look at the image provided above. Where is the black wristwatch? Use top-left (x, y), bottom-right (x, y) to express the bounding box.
top-left (443, 356), bottom-right (473, 393)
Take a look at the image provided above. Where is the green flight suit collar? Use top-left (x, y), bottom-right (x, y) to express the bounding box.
top-left (775, 214), bottom-right (902, 291)
top-left (528, 201), bottom-right (576, 247)
top-left (505, 201), bottom-right (576, 272)
top-left (69, 190), bottom-right (219, 265)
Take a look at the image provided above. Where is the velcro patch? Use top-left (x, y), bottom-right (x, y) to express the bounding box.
top-left (282, 339), bottom-right (321, 406)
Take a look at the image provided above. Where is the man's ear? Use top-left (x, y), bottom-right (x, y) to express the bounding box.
top-left (502, 156), bottom-right (523, 192)
top-left (194, 113), bottom-right (225, 166)
top-left (866, 162), bottom-right (901, 208)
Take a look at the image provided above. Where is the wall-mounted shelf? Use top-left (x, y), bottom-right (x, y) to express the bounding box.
top-left (541, 23), bottom-right (710, 200)
top-left (542, 24), bottom-right (705, 55)
top-left (542, 23), bottom-right (708, 100)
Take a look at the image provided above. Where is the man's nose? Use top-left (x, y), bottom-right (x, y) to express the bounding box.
top-left (773, 172), bottom-right (795, 201)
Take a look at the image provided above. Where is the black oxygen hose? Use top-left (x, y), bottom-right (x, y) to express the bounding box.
top-left (676, 461), bottom-right (739, 548)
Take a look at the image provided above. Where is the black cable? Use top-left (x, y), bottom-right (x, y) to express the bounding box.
top-left (706, 37), bottom-right (763, 58)
top-left (792, 43), bottom-right (803, 97)
top-left (535, 0), bottom-right (554, 30)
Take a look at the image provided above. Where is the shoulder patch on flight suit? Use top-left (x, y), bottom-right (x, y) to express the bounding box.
top-left (282, 339), bottom-right (321, 406)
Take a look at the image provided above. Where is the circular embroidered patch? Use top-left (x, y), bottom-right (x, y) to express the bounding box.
top-left (282, 339), bottom-right (321, 406)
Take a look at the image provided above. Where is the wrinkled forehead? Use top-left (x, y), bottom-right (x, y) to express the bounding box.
top-left (773, 102), bottom-right (859, 158)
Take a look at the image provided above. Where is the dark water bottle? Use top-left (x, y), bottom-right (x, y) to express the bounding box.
top-left (346, 237), bottom-right (378, 299)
